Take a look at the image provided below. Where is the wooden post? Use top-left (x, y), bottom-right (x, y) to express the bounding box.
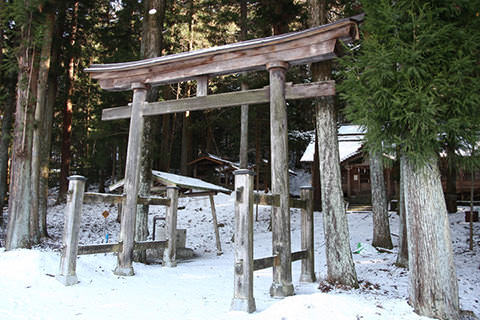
top-left (196, 76), bottom-right (208, 97)
top-left (266, 61), bottom-right (294, 297)
top-left (231, 169), bottom-right (256, 313)
top-left (56, 175), bottom-right (86, 286)
top-left (163, 186), bottom-right (179, 267)
top-left (114, 83), bottom-right (147, 276)
top-left (300, 186), bottom-right (316, 283)
top-left (208, 192), bottom-right (223, 255)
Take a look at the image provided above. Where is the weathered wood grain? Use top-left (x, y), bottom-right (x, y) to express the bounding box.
top-left (163, 186), bottom-right (179, 267)
top-left (114, 84), bottom-right (147, 277)
top-left (253, 251), bottom-right (307, 271)
top-left (102, 81), bottom-right (335, 121)
top-left (299, 186), bottom-right (316, 283)
top-left (231, 170), bottom-right (256, 313)
top-left (137, 195), bottom-right (170, 206)
top-left (267, 61), bottom-right (294, 298)
top-left (56, 176), bottom-right (86, 286)
top-left (209, 193), bottom-right (223, 255)
top-left (84, 192), bottom-right (124, 204)
top-left (86, 20), bottom-right (360, 90)
top-left (78, 242), bottom-right (122, 255)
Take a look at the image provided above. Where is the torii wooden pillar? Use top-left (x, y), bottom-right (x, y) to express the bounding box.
top-left (114, 83), bottom-right (147, 276)
top-left (267, 61), bottom-right (294, 297)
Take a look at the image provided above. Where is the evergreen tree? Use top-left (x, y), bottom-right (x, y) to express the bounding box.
top-left (339, 1), bottom-right (480, 319)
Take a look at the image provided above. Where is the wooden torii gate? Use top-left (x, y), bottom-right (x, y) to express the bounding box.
top-left (86, 15), bottom-right (360, 304)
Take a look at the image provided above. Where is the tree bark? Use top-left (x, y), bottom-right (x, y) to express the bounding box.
top-left (369, 151), bottom-right (393, 249)
top-left (31, 9), bottom-right (55, 242)
top-left (309, 0), bottom-right (358, 288)
top-left (0, 3), bottom-right (15, 213)
top-left (6, 5), bottom-right (38, 249)
top-left (58, 1), bottom-right (79, 203)
top-left (0, 81), bottom-right (15, 213)
top-left (134, 0), bottom-right (166, 263)
top-left (403, 157), bottom-right (460, 320)
top-left (395, 155), bottom-right (408, 268)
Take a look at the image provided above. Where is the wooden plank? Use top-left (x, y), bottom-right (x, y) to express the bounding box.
top-left (291, 250), bottom-right (308, 262)
top-left (102, 81), bottom-right (335, 121)
top-left (253, 256), bottom-right (276, 271)
top-left (209, 193), bottom-right (223, 255)
top-left (181, 191), bottom-right (218, 198)
top-left (78, 242), bottom-right (122, 255)
top-left (134, 240), bottom-right (167, 251)
top-left (290, 198), bottom-right (307, 209)
top-left (253, 193), bottom-right (280, 207)
top-left (84, 192), bottom-right (124, 204)
top-left (137, 195), bottom-right (170, 206)
top-left (253, 251), bottom-right (306, 271)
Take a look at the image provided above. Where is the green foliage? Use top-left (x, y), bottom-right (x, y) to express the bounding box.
top-left (339, 0), bottom-right (480, 166)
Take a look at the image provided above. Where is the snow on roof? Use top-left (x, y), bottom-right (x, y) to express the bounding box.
top-left (300, 140), bottom-right (364, 163)
top-left (151, 170), bottom-right (232, 194)
top-left (108, 170), bottom-right (232, 194)
top-left (300, 125), bottom-right (365, 163)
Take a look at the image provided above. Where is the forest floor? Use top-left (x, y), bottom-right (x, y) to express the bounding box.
top-left (0, 174), bottom-right (479, 320)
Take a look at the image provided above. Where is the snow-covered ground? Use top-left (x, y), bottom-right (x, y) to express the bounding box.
top-left (0, 186), bottom-right (479, 320)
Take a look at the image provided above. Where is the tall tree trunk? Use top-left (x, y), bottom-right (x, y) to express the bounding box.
top-left (395, 155), bottom-right (408, 267)
top-left (134, 0), bottom-right (166, 263)
top-left (239, 0), bottom-right (248, 169)
top-left (180, 1), bottom-right (195, 175)
top-left (369, 151), bottom-right (393, 249)
top-left (403, 157), bottom-right (460, 320)
top-left (31, 9), bottom-right (55, 242)
top-left (0, 82), bottom-right (15, 214)
top-left (58, 1), bottom-right (79, 203)
top-left (6, 6), bottom-right (38, 249)
top-left (445, 142), bottom-right (457, 213)
top-left (38, 12), bottom-right (62, 237)
top-left (309, 0), bottom-right (358, 288)
top-left (0, 1), bottom-right (15, 214)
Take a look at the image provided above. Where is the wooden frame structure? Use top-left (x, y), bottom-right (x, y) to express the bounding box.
top-left (56, 176), bottom-right (173, 285)
top-left (85, 15), bottom-right (361, 311)
top-left (231, 170), bottom-right (315, 312)
top-left (108, 170), bottom-right (231, 256)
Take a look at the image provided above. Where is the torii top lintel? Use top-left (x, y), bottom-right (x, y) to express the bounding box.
top-left (86, 15), bottom-right (363, 92)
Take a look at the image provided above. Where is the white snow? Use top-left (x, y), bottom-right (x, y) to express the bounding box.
top-left (300, 140), bottom-right (363, 163)
top-left (300, 125), bottom-right (365, 163)
top-left (0, 187), bottom-right (478, 320)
